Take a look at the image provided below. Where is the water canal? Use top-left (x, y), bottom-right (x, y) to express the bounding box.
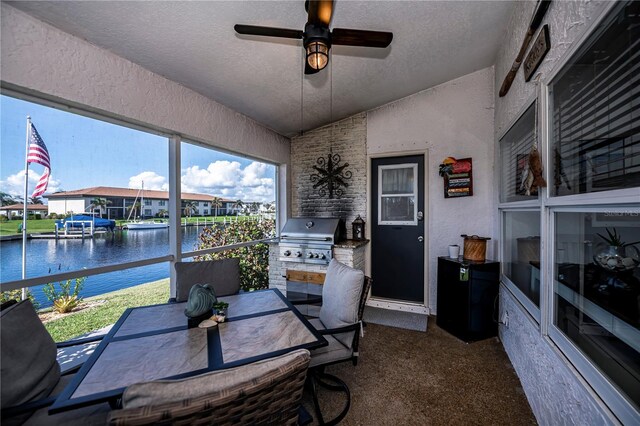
top-left (0, 226), bottom-right (205, 308)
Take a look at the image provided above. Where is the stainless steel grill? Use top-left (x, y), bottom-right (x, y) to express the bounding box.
top-left (278, 217), bottom-right (344, 265)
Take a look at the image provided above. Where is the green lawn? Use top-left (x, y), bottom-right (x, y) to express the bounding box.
top-left (43, 279), bottom-right (170, 342)
top-left (0, 215), bottom-right (262, 236)
top-left (0, 218), bottom-right (58, 236)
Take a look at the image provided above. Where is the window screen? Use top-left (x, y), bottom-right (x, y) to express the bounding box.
top-left (500, 103), bottom-right (538, 203)
top-left (550, 1), bottom-right (640, 196)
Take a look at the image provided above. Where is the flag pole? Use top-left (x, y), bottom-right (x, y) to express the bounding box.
top-left (21, 116), bottom-right (31, 300)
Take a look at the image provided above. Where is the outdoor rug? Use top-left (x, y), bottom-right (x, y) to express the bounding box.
top-left (363, 306), bottom-right (428, 332)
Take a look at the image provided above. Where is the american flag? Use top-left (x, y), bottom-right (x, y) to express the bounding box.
top-left (27, 122), bottom-right (51, 197)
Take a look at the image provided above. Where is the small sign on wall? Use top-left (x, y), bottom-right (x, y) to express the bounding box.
top-left (524, 25), bottom-right (550, 82)
top-left (443, 158), bottom-right (473, 198)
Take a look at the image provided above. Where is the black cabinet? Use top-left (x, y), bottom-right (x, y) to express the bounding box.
top-left (436, 256), bottom-right (500, 342)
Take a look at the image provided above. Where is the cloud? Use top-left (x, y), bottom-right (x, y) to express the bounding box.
top-left (180, 161), bottom-right (275, 203)
top-left (128, 171), bottom-right (168, 191)
top-left (0, 169), bottom-right (61, 200)
top-left (124, 162), bottom-right (274, 203)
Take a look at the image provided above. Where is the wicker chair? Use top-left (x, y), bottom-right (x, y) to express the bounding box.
top-left (108, 349), bottom-right (311, 426)
top-left (293, 259), bottom-right (371, 426)
top-left (0, 299), bottom-right (110, 425)
top-left (172, 258), bottom-right (241, 303)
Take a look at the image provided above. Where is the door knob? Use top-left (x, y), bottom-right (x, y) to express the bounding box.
top-left (418, 236), bottom-right (424, 242)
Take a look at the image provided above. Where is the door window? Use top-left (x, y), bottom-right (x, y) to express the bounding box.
top-left (378, 164), bottom-right (418, 225)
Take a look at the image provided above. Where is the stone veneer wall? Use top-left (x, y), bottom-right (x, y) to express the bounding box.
top-left (495, 0), bottom-right (618, 423)
top-left (269, 244), bottom-right (367, 294)
top-left (290, 114), bottom-right (367, 239)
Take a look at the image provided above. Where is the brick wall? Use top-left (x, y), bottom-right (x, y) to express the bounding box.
top-left (290, 113), bottom-right (367, 239)
top-left (269, 243), bottom-right (367, 293)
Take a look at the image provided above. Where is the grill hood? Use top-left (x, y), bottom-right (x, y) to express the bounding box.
top-left (280, 217), bottom-right (345, 244)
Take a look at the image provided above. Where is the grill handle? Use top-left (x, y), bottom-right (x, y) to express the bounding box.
top-left (280, 236), bottom-right (331, 241)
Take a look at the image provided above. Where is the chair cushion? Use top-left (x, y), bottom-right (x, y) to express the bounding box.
top-left (0, 300), bottom-right (60, 417)
top-left (23, 374), bottom-right (111, 426)
top-left (174, 258), bottom-right (241, 302)
top-left (121, 349), bottom-right (310, 409)
top-left (307, 319), bottom-right (353, 368)
top-left (319, 259), bottom-right (364, 348)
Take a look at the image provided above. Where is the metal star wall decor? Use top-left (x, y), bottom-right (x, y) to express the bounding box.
top-left (310, 150), bottom-right (352, 198)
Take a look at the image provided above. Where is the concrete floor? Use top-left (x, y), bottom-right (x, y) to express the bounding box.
top-left (304, 318), bottom-right (536, 425)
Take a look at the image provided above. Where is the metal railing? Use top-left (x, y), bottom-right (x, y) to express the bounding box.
top-left (0, 238), bottom-right (277, 293)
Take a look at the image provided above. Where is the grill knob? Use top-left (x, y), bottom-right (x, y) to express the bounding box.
top-left (321, 254), bottom-right (326, 260)
top-left (295, 251), bottom-right (302, 257)
top-left (307, 252), bottom-right (314, 258)
top-left (283, 250), bottom-right (291, 256)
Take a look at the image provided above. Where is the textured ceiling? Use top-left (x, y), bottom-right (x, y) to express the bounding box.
top-left (8, 1), bottom-right (515, 137)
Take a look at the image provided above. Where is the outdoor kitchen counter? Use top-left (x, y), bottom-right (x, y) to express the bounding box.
top-left (267, 238), bottom-right (369, 248)
top-left (334, 239), bottom-right (369, 249)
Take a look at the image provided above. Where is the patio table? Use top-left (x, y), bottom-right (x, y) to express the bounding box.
top-left (50, 288), bottom-right (326, 413)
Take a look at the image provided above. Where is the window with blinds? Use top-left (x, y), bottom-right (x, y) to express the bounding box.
top-left (549, 1), bottom-right (640, 197)
top-left (500, 103), bottom-right (537, 203)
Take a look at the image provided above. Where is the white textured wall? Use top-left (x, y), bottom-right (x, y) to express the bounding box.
top-left (367, 67), bottom-right (496, 313)
top-left (495, 1), bottom-right (616, 423)
top-left (500, 289), bottom-right (611, 425)
top-left (0, 4), bottom-right (289, 166)
top-left (495, 0), bottom-right (609, 135)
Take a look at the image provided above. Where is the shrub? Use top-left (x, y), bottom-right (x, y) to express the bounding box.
top-left (0, 215), bottom-right (7, 222)
top-left (0, 288), bottom-right (39, 310)
top-left (195, 219), bottom-right (275, 291)
top-left (53, 295), bottom-right (80, 313)
top-left (48, 213), bottom-right (58, 219)
top-left (43, 276), bottom-right (85, 313)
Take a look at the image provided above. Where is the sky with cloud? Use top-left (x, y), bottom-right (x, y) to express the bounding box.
top-left (1, 95), bottom-right (275, 203)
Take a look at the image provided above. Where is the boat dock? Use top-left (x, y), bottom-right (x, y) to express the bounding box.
top-left (30, 230), bottom-right (110, 239)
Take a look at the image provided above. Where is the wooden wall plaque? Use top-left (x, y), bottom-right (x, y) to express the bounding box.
top-left (524, 25), bottom-right (550, 82)
top-left (444, 158), bottom-right (473, 198)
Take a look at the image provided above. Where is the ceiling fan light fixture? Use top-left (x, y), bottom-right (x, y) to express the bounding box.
top-left (306, 40), bottom-right (329, 70)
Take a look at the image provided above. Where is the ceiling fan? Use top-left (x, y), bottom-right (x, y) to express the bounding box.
top-left (234, 0), bottom-right (393, 75)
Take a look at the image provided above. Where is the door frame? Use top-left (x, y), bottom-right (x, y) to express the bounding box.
top-left (365, 149), bottom-right (430, 314)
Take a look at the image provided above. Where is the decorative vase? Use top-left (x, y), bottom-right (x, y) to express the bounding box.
top-left (594, 245), bottom-right (639, 271)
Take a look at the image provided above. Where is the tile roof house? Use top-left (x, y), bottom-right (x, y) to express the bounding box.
top-left (46, 186), bottom-right (235, 218)
top-left (0, 203), bottom-right (49, 218)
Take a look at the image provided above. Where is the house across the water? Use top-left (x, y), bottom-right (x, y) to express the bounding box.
top-left (45, 186), bottom-right (236, 219)
top-left (0, 203), bottom-right (48, 219)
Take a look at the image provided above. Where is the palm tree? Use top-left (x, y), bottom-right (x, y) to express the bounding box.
top-left (1, 192), bottom-right (18, 206)
top-left (29, 196), bottom-right (43, 205)
top-left (89, 197), bottom-right (112, 218)
top-left (183, 201), bottom-right (198, 218)
top-left (157, 209), bottom-right (168, 218)
top-left (231, 199), bottom-right (244, 216)
top-left (211, 197), bottom-right (223, 217)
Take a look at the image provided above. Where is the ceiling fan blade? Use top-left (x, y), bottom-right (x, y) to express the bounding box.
top-left (234, 24), bottom-right (303, 39)
top-left (304, 61), bottom-right (321, 75)
top-left (306, 0), bottom-right (334, 26)
top-left (331, 28), bottom-right (393, 48)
